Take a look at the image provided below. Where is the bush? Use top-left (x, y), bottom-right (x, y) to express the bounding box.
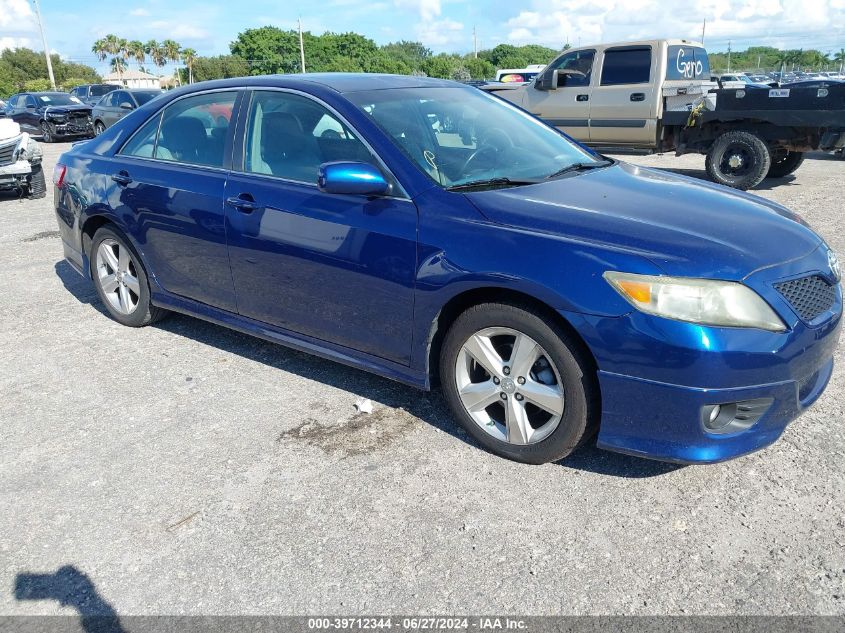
top-left (24, 78), bottom-right (52, 92)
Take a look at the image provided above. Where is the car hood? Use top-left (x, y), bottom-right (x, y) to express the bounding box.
top-left (464, 161), bottom-right (822, 280)
top-left (42, 104), bottom-right (92, 115)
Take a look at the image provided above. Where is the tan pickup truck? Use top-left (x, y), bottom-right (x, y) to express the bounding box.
top-left (482, 39), bottom-right (845, 189)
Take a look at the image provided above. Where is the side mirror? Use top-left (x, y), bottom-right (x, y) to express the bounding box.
top-left (120, 103), bottom-right (133, 110)
top-left (318, 161), bottom-right (388, 196)
top-left (535, 71), bottom-right (554, 91)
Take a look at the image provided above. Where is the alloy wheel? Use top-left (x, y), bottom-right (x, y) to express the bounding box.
top-left (95, 239), bottom-right (140, 315)
top-left (455, 327), bottom-right (564, 445)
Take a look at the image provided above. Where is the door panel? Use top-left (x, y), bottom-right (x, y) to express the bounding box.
top-left (225, 175), bottom-right (417, 364)
top-left (589, 46), bottom-right (659, 146)
top-left (523, 49), bottom-right (595, 141)
top-left (224, 89), bottom-right (417, 365)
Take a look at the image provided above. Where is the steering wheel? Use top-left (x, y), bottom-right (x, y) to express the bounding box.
top-left (460, 127), bottom-right (514, 174)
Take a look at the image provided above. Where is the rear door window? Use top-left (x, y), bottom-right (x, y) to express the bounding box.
top-left (600, 47), bottom-right (652, 85)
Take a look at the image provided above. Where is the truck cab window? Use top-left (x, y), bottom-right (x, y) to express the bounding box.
top-left (600, 47), bottom-right (652, 86)
top-left (548, 50), bottom-right (595, 87)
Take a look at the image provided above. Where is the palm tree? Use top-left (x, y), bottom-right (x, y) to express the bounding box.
top-left (92, 38), bottom-right (108, 62)
top-left (126, 40), bottom-right (146, 69)
top-left (160, 40), bottom-right (182, 85)
top-left (110, 56), bottom-right (127, 76)
top-left (181, 48), bottom-right (197, 84)
top-left (835, 48), bottom-right (845, 74)
top-left (145, 40), bottom-right (166, 69)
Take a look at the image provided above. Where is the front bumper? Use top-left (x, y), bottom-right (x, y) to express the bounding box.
top-left (46, 119), bottom-right (93, 138)
top-left (565, 245), bottom-right (842, 464)
top-left (0, 160), bottom-right (32, 190)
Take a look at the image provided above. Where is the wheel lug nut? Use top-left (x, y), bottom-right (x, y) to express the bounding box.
top-left (493, 377), bottom-right (500, 385)
top-left (517, 376), bottom-right (525, 385)
top-left (500, 393), bottom-right (507, 400)
top-left (503, 366), bottom-right (510, 375)
top-left (515, 394), bottom-right (523, 401)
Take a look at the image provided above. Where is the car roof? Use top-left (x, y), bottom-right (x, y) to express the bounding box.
top-left (163, 73), bottom-right (458, 96)
top-left (29, 92), bottom-right (71, 97)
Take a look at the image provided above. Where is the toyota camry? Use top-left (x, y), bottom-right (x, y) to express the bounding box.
top-left (53, 74), bottom-right (842, 464)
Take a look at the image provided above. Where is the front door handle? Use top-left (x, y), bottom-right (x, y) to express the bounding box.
top-left (576, 94), bottom-right (589, 102)
top-left (111, 171), bottom-right (132, 186)
top-left (630, 93), bottom-right (646, 102)
top-left (226, 195), bottom-right (259, 213)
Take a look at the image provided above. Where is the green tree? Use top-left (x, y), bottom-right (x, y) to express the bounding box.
top-left (24, 78), bottom-right (51, 91)
top-left (230, 26), bottom-right (300, 75)
top-left (126, 40), bottom-right (146, 68)
top-left (181, 47), bottom-right (197, 84)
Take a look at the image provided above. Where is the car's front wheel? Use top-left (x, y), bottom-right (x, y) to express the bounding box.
top-left (39, 122), bottom-right (53, 143)
top-left (94, 121), bottom-right (106, 136)
top-left (440, 302), bottom-right (597, 464)
top-left (90, 227), bottom-right (167, 327)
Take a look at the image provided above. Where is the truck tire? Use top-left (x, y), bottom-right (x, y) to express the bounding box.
top-left (767, 150), bottom-right (805, 178)
top-left (705, 130), bottom-right (771, 190)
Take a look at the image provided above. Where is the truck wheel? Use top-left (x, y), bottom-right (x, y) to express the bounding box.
top-left (705, 130), bottom-right (771, 190)
top-left (767, 150), bottom-right (805, 178)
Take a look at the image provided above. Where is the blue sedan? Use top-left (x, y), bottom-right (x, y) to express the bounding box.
top-left (53, 74), bottom-right (842, 464)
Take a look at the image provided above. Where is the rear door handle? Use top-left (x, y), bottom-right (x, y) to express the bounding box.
top-left (111, 171), bottom-right (132, 186)
top-left (226, 195), bottom-right (259, 213)
top-left (576, 94), bottom-right (589, 102)
top-left (630, 93), bottom-right (646, 102)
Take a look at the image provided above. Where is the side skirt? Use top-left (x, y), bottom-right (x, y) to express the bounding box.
top-left (151, 290), bottom-right (429, 391)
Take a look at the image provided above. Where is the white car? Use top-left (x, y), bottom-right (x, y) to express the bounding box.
top-left (0, 118), bottom-right (45, 198)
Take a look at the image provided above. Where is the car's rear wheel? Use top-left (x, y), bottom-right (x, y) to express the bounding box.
top-left (94, 121), bottom-right (106, 136)
top-left (705, 130), bottom-right (771, 190)
top-left (439, 302), bottom-right (597, 464)
top-left (90, 227), bottom-right (167, 327)
top-left (39, 122), bottom-right (53, 143)
top-left (767, 150), bottom-right (805, 178)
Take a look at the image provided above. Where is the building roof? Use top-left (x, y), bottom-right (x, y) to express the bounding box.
top-left (102, 70), bottom-right (160, 81)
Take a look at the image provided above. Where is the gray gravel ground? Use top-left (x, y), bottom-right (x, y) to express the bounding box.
top-left (1, 144), bottom-right (843, 617)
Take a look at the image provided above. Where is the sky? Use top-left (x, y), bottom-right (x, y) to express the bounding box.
top-left (2, 0), bottom-right (844, 75)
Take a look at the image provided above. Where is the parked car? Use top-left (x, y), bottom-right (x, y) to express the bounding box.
top-left (69, 84), bottom-right (118, 106)
top-left (53, 74), bottom-right (842, 465)
top-left (92, 89), bottom-right (162, 135)
top-left (482, 39), bottom-right (845, 190)
top-left (4, 92), bottom-right (93, 142)
top-left (0, 99), bottom-right (6, 117)
top-left (0, 118), bottom-right (45, 198)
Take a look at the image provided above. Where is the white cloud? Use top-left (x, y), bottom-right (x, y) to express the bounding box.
top-left (0, 0), bottom-right (37, 50)
top-left (149, 20), bottom-right (209, 39)
top-left (129, 8), bottom-right (150, 17)
top-left (416, 17), bottom-right (464, 47)
top-left (394, 0), bottom-right (441, 20)
top-left (501, 0), bottom-right (845, 52)
top-left (0, 36), bottom-right (34, 50)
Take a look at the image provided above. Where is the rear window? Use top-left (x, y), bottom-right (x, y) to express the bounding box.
top-left (666, 45), bottom-right (711, 80)
top-left (90, 85), bottom-right (115, 97)
top-left (600, 47), bottom-right (651, 86)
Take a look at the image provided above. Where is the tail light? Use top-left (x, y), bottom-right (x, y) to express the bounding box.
top-left (52, 163), bottom-right (66, 188)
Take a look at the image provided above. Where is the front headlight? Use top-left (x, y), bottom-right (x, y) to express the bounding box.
top-left (604, 271), bottom-right (786, 332)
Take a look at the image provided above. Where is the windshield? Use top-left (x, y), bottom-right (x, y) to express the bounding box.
top-left (133, 91), bottom-right (161, 105)
top-left (90, 85), bottom-right (114, 97)
top-left (346, 87), bottom-right (599, 188)
top-left (36, 94), bottom-right (81, 106)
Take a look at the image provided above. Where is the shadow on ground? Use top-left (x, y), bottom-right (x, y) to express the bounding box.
top-left (54, 260), bottom-right (681, 480)
top-left (15, 565), bottom-right (125, 633)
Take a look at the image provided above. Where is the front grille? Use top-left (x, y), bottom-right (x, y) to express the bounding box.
top-left (0, 140), bottom-right (16, 167)
top-left (775, 275), bottom-right (836, 321)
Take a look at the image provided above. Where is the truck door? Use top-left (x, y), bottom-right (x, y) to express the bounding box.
top-left (521, 49), bottom-right (595, 142)
top-left (588, 45), bottom-right (659, 146)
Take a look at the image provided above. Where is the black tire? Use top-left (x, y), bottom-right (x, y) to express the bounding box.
top-left (94, 121), bottom-right (106, 136)
top-left (767, 150), bottom-right (805, 178)
top-left (39, 121), bottom-right (53, 143)
top-left (89, 226), bottom-right (168, 327)
top-left (439, 302), bottom-right (598, 464)
top-left (27, 164), bottom-right (47, 199)
top-left (705, 130), bottom-right (771, 190)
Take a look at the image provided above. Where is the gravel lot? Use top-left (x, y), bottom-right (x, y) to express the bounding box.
top-left (1, 142), bottom-right (843, 617)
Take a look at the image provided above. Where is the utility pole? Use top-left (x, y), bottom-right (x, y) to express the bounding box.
top-left (727, 40), bottom-right (732, 72)
top-left (700, 18), bottom-right (706, 45)
top-left (31, 0), bottom-right (56, 89)
top-left (473, 26), bottom-right (477, 59)
top-left (298, 17), bottom-right (306, 73)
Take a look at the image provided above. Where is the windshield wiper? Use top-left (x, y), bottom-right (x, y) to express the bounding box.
top-left (546, 159), bottom-right (613, 180)
top-left (445, 177), bottom-right (540, 192)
